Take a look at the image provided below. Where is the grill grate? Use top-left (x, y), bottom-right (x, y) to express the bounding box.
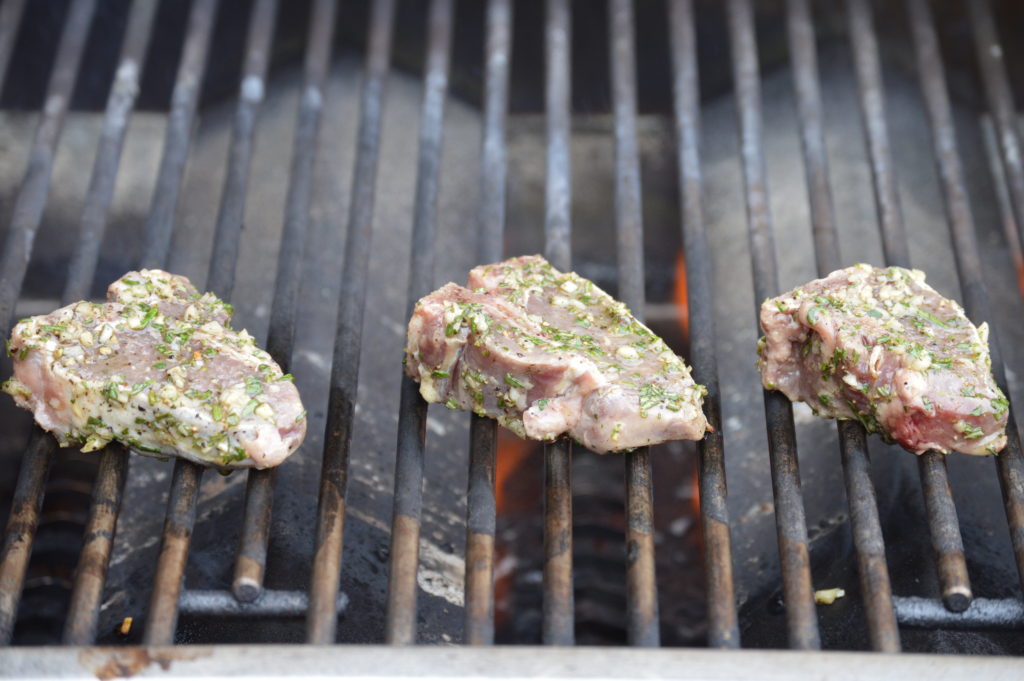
top-left (0, 0), bottom-right (1023, 666)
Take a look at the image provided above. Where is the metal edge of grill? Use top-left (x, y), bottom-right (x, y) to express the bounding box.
top-left (0, 0), bottom-right (1023, 676)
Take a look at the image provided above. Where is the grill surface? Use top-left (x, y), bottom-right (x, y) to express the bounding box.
top-left (1, 0), bottom-right (1024, 674)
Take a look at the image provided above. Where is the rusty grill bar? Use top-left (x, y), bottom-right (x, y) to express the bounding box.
top-left (784, 0), bottom-right (899, 653)
top-left (0, 0), bottom-right (1023, 664)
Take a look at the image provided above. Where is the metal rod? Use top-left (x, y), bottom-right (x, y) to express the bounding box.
top-left (62, 447), bottom-right (130, 644)
top-left (0, 0), bottom-right (26, 94)
top-left (179, 589), bottom-right (348, 618)
top-left (207, 0), bottom-right (278, 299)
top-left (140, 0), bottom-right (220, 647)
top-left (967, 0), bottom-right (1024, 256)
top-left (908, 0), bottom-right (1024, 600)
top-left (143, 462), bottom-right (203, 646)
top-left (0, 0), bottom-right (98, 646)
top-left (139, 0), bottom-right (219, 271)
top-left (845, 0), bottom-right (909, 269)
top-left (385, 0), bottom-right (452, 645)
top-left (306, 0), bottom-right (395, 645)
top-left (63, 0), bottom-right (159, 303)
top-left (465, 418), bottom-right (498, 646)
top-left (980, 118), bottom-right (1024, 279)
top-left (232, 0), bottom-right (338, 605)
top-left (463, 0), bottom-right (511, 647)
top-left (0, 434), bottom-right (55, 644)
top-left (785, 0), bottom-right (899, 652)
top-left (725, 0), bottom-right (820, 650)
top-left (544, 0), bottom-right (572, 273)
top-left (667, 0), bottom-right (739, 649)
top-left (609, 0), bottom-right (659, 648)
top-left (0, 0), bottom-right (96, 334)
top-left (540, 0), bottom-right (574, 648)
top-left (60, 0), bottom-right (162, 646)
top-left (846, 0), bottom-right (972, 613)
top-left (893, 596), bottom-right (1024, 630)
top-left (216, 0), bottom-right (286, 605)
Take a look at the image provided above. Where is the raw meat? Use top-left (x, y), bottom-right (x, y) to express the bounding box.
top-left (758, 264), bottom-right (1007, 455)
top-left (3, 270), bottom-right (306, 469)
top-left (405, 255), bottom-right (708, 453)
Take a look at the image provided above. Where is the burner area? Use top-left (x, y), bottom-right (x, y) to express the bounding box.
top-left (2, 0), bottom-right (1024, 675)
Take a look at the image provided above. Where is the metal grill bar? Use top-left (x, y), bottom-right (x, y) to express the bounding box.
top-left (307, 0), bottom-right (396, 645)
top-left (908, 0), bottom-right (1024, 599)
top-left (0, 0), bottom-right (26, 93)
top-left (0, 0), bottom-right (96, 338)
top-left (784, 0), bottom-right (899, 652)
top-left (207, 0), bottom-right (278, 299)
top-left (49, 0), bottom-right (159, 646)
top-left (0, 0), bottom-right (98, 645)
top-left (666, 0), bottom-right (739, 649)
top-left (218, 0), bottom-right (282, 604)
top-left (540, 0), bottom-right (574, 648)
top-left (608, 0), bottom-right (659, 648)
top-left (463, 0), bottom-right (511, 647)
top-left (141, 0), bottom-right (220, 647)
top-left (845, 0), bottom-right (972, 613)
top-left (967, 0), bottom-right (1024, 254)
top-left (725, 0), bottom-right (820, 650)
top-left (248, 0), bottom-right (339, 608)
top-left (385, 0), bottom-right (452, 646)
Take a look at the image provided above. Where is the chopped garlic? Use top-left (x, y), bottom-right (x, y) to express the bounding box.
top-left (814, 588), bottom-right (845, 605)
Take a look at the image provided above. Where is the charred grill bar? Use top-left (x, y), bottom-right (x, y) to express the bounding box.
top-left (0, 0), bottom-right (98, 645)
top-left (385, 0), bottom-right (452, 646)
top-left (541, 0), bottom-right (574, 648)
top-left (140, 0), bottom-right (219, 647)
top-left (667, 0), bottom-right (739, 649)
top-left (725, 0), bottom-right (820, 651)
top-left (609, 0), bottom-right (661, 649)
top-left (910, 0), bottom-right (1024, 600)
top-left (784, 0), bottom-right (899, 652)
top-left (0, 0), bottom-right (1024, 669)
top-left (846, 0), bottom-right (973, 614)
top-left (307, 0), bottom-right (395, 645)
top-left (462, 0), bottom-right (510, 648)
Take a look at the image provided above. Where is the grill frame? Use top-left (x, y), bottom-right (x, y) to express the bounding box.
top-left (0, 0), bottom-right (1022, 667)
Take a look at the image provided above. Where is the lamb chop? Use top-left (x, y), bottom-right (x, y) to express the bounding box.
top-left (758, 264), bottom-right (1007, 455)
top-left (3, 270), bottom-right (306, 469)
top-left (405, 255), bottom-right (708, 453)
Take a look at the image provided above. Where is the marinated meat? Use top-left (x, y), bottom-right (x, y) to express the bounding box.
top-left (405, 255), bottom-right (708, 453)
top-left (3, 270), bottom-right (306, 469)
top-left (758, 264), bottom-right (1007, 455)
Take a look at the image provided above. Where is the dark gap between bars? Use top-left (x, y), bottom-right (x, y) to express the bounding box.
top-left (725, 0), bottom-right (821, 651)
top-left (845, 0), bottom-right (972, 614)
top-left (0, 0), bottom-right (26, 90)
top-left (306, 0), bottom-right (395, 645)
top-left (609, 0), bottom-right (659, 649)
top-left (785, 0), bottom-right (900, 652)
top-left (141, 0), bottom-right (220, 648)
top-left (667, 0), bottom-right (739, 650)
top-left (0, 0), bottom-right (99, 645)
top-left (912, 0), bottom-right (1024, 602)
top-left (464, 0), bottom-right (511, 647)
top-left (541, 0), bottom-right (574, 648)
top-left (385, 0), bottom-right (452, 646)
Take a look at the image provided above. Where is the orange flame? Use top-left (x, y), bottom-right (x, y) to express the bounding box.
top-left (674, 252), bottom-right (690, 339)
top-left (494, 428), bottom-right (535, 515)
